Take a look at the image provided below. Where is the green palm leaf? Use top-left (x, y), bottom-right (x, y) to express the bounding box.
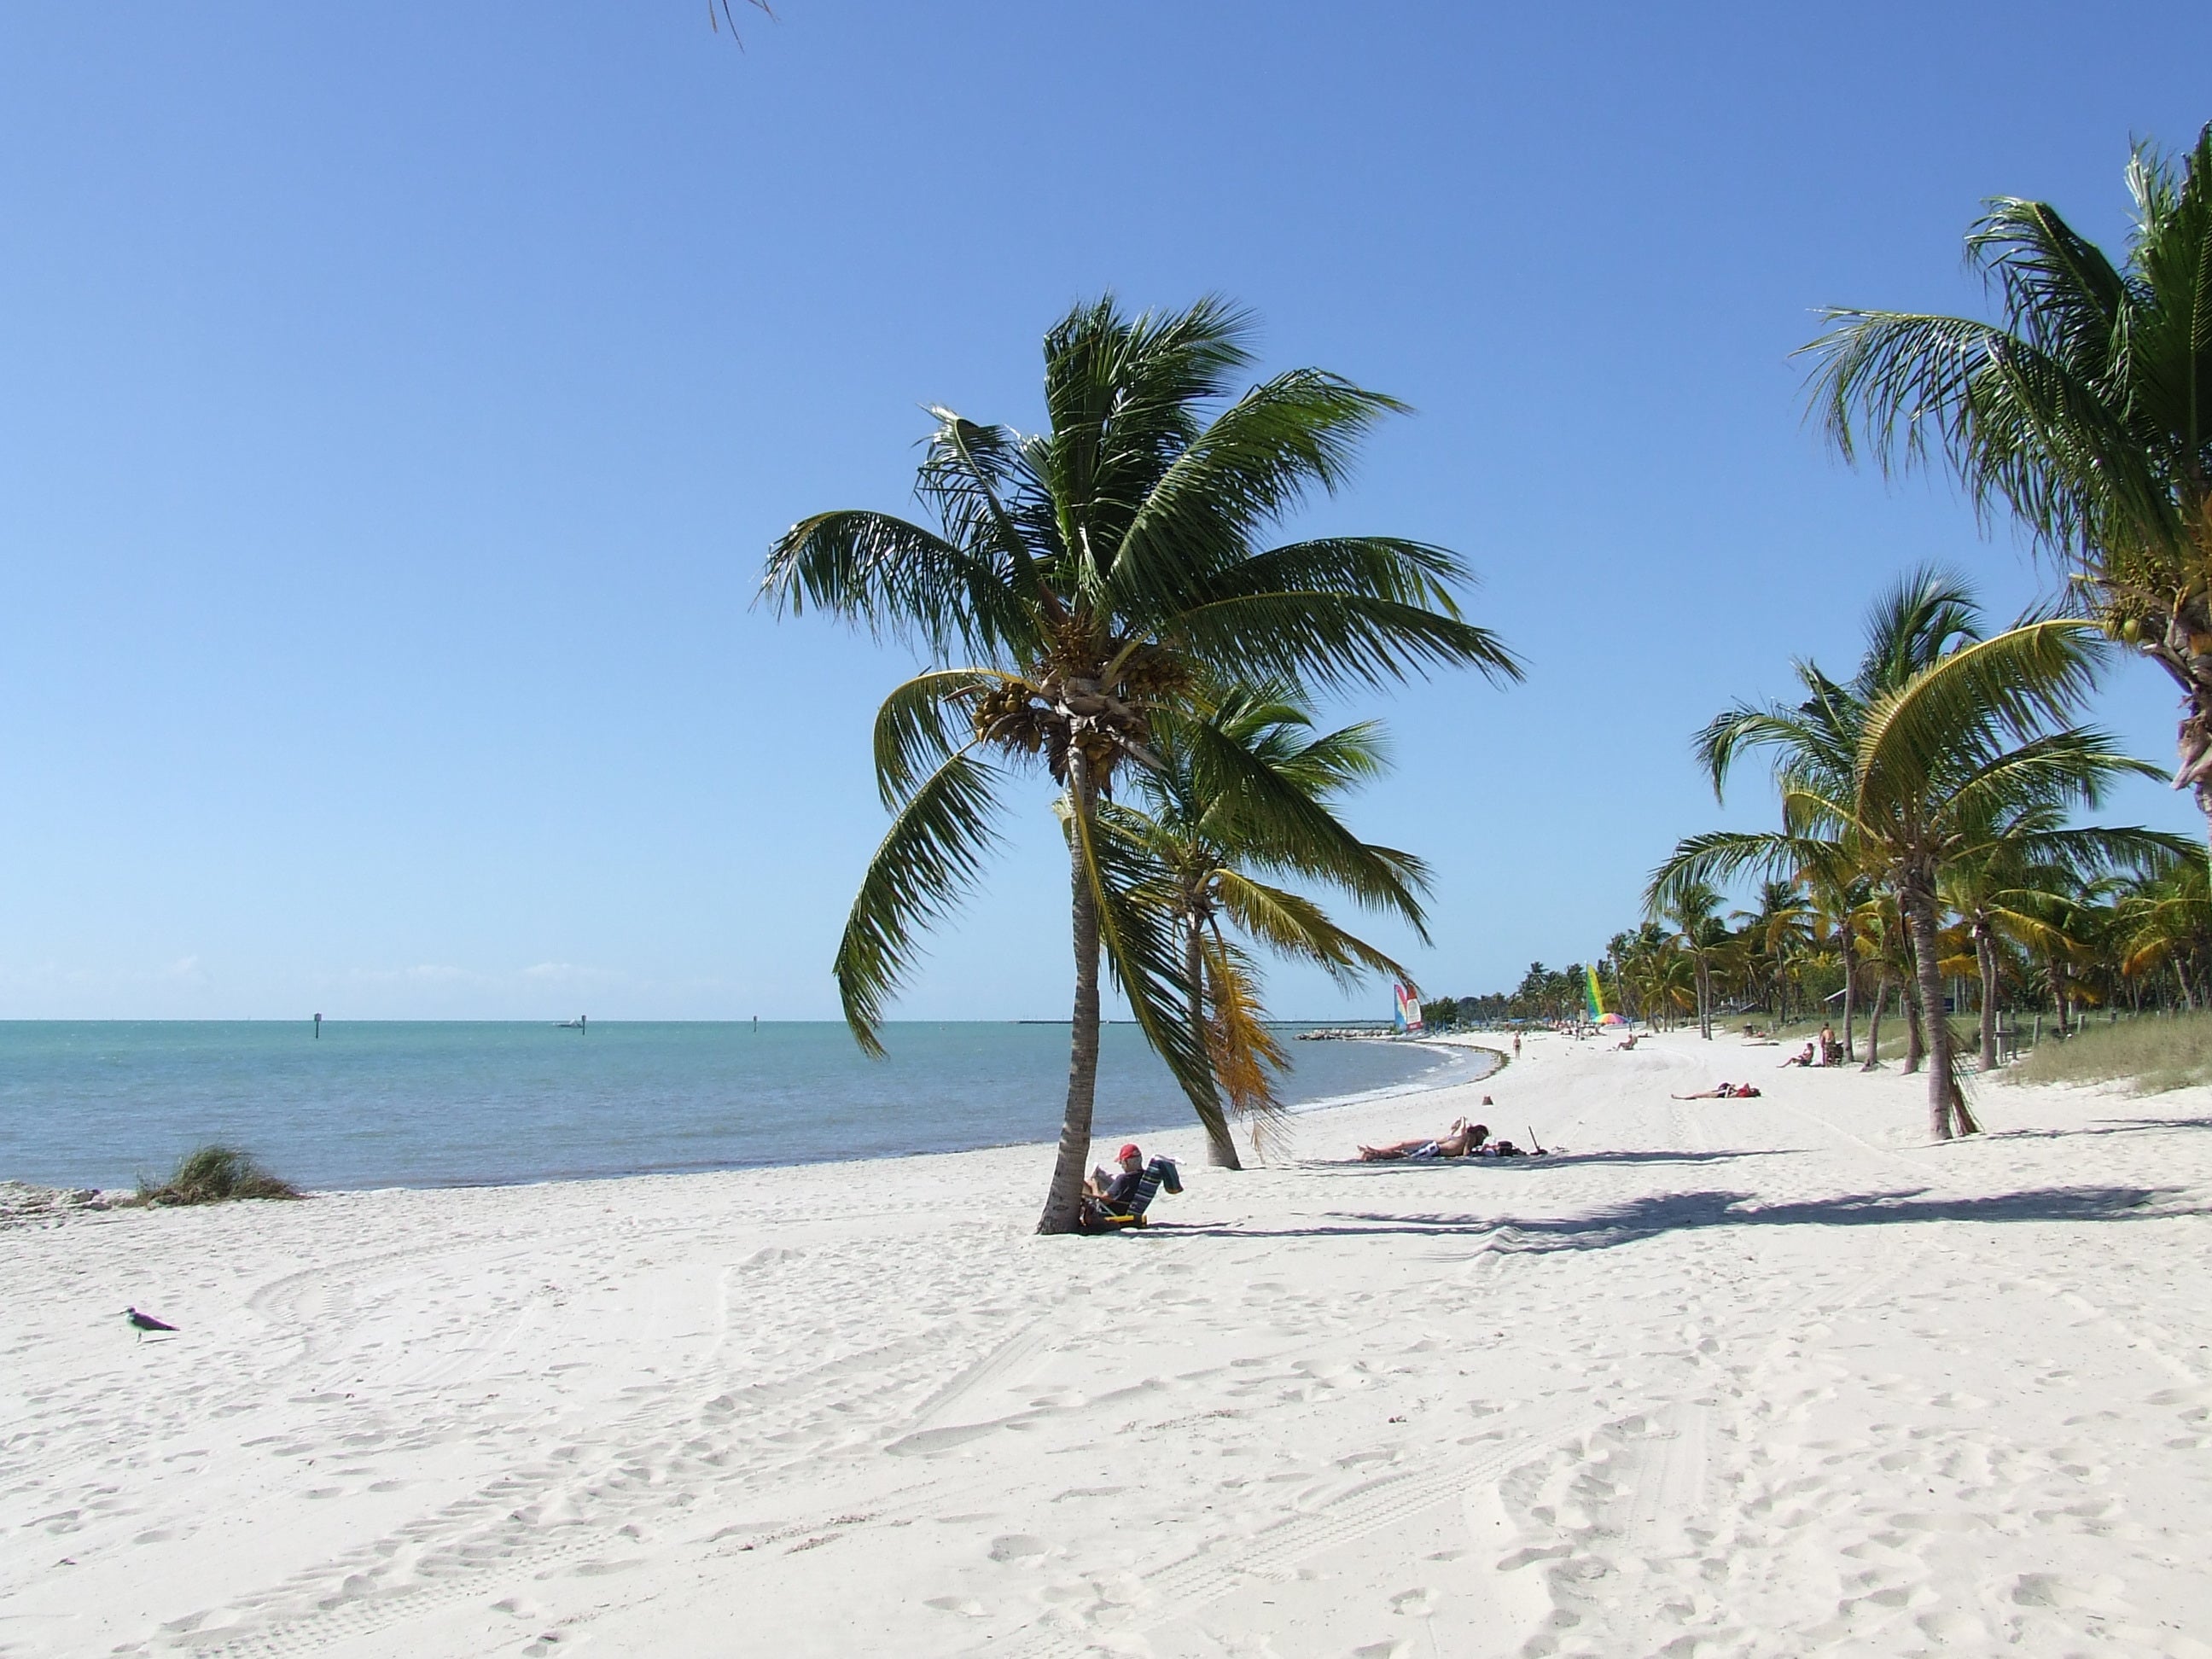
top-left (832, 748), bottom-right (1007, 1055)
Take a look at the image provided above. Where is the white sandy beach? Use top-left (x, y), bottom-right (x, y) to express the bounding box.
top-left (5, 1028), bottom-right (2210, 1658)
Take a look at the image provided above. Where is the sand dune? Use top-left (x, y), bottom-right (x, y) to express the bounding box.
top-left (5, 1028), bottom-right (2209, 1656)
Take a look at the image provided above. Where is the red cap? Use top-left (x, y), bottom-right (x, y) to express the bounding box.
top-left (1117, 1144), bottom-right (1141, 1161)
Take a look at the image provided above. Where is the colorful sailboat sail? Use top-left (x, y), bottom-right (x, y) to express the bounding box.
top-left (1393, 982), bottom-right (1424, 1034)
top-left (1584, 964), bottom-right (1605, 1023)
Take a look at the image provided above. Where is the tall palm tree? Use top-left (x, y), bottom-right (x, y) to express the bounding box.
top-left (762, 296), bottom-right (1521, 1232)
top-left (1653, 574), bottom-right (2152, 1138)
top-left (1103, 683), bottom-right (1430, 1167)
top-left (1656, 882), bottom-right (1726, 1039)
top-left (1804, 127), bottom-right (2212, 852)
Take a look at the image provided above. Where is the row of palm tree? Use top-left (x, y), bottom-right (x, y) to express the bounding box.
top-left (1646, 571), bottom-right (2192, 1138)
top-left (762, 297), bottom-right (1520, 1231)
top-left (1436, 843), bottom-right (2212, 1067)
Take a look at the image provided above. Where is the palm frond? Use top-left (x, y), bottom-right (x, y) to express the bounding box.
top-left (1072, 788), bottom-right (1226, 1148)
top-left (1201, 933), bottom-right (1290, 1130)
top-left (1210, 870), bottom-right (1417, 986)
top-left (833, 748), bottom-right (1007, 1053)
top-left (1183, 716), bottom-right (1431, 934)
top-left (760, 509), bottom-right (1040, 659)
top-left (1855, 619), bottom-right (2107, 811)
top-left (872, 668), bottom-right (1022, 806)
top-left (1115, 386), bottom-right (1415, 614)
top-left (1167, 590), bottom-right (1522, 692)
top-left (1647, 830), bottom-right (1831, 917)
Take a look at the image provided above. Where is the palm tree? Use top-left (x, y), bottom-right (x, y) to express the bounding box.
top-left (2118, 859), bottom-right (2212, 1005)
top-left (1738, 878), bottom-right (1813, 1024)
top-left (1103, 682), bottom-right (1430, 1167)
top-left (761, 296), bottom-right (1521, 1232)
top-left (1804, 127), bottom-right (2212, 853)
top-left (1853, 886), bottom-right (1910, 1071)
top-left (1652, 573), bottom-right (2154, 1138)
top-left (1809, 873), bottom-right (1873, 1060)
top-left (1939, 805), bottom-right (2191, 1068)
top-left (1656, 882), bottom-right (1726, 1039)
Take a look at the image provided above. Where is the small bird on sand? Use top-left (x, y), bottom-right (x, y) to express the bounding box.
top-left (125, 1307), bottom-right (178, 1339)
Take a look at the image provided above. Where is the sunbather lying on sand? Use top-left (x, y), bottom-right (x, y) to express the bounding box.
top-left (1673, 1082), bottom-right (1762, 1099)
top-left (1359, 1119), bottom-right (1489, 1161)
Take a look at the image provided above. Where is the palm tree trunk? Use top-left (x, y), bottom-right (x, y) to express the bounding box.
top-left (1861, 965), bottom-right (1887, 1070)
top-left (1904, 883), bottom-right (1955, 1139)
top-left (1185, 917), bottom-right (1242, 1170)
top-left (1842, 948), bottom-right (1858, 1062)
top-left (1903, 971), bottom-right (1924, 1074)
top-left (1696, 958), bottom-right (1712, 1040)
top-left (1976, 924), bottom-right (2000, 1071)
top-left (1038, 757), bottom-right (1103, 1235)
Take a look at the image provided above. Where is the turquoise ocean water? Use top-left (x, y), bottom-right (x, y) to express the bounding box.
top-left (0, 1021), bottom-right (1494, 1192)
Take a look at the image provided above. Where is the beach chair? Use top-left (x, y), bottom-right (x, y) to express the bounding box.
top-left (1081, 1158), bottom-right (1181, 1231)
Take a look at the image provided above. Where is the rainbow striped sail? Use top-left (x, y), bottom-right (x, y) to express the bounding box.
top-left (1393, 983), bottom-right (1424, 1034)
top-left (1585, 964), bottom-right (1605, 1022)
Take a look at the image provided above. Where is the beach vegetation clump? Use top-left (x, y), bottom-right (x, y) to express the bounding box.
top-left (139, 1145), bottom-right (301, 1206)
top-left (2006, 1011), bottom-right (2212, 1095)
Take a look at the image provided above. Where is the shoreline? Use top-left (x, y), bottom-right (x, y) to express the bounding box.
top-left (2, 1034), bottom-right (1500, 1205)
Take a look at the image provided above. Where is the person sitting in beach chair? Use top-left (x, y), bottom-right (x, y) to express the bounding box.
top-left (1358, 1119), bottom-right (1488, 1161)
top-left (1672, 1082), bottom-right (1762, 1099)
top-left (1780, 1042), bottom-right (1816, 1068)
top-left (1080, 1144), bottom-right (1182, 1231)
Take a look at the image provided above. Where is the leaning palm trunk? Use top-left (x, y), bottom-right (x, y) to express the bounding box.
top-left (1904, 881), bottom-right (1959, 1138)
top-left (1182, 920), bottom-right (1243, 1170)
top-left (1039, 759), bottom-right (1105, 1233)
top-left (1860, 967), bottom-right (1887, 1070)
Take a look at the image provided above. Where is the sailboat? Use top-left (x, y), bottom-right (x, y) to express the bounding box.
top-left (556, 1014), bottom-right (588, 1032)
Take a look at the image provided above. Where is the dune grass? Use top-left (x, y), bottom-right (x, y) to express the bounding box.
top-left (138, 1144), bottom-right (301, 1206)
top-left (2002, 1011), bottom-right (2212, 1095)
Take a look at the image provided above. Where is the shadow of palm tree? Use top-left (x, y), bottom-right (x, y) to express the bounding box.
top-left (1978, 1115), bottom-right (2212, 1144)
top-left (1165, 1185), bottom-right (2198, 1248)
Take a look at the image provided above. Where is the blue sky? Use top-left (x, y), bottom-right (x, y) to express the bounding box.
top-left (2, 3), bottom-right (2207, 1020)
